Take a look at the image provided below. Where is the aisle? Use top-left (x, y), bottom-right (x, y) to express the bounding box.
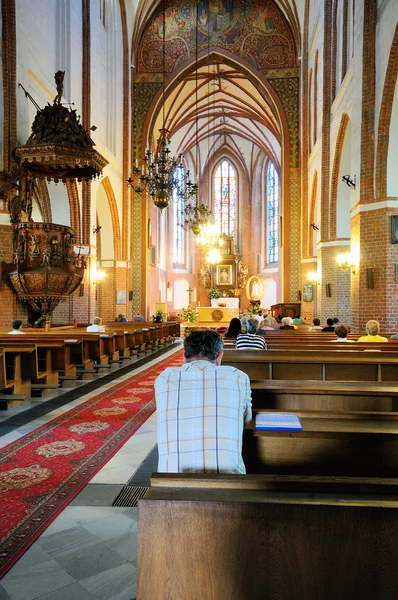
top-left (0, 344), bottom-right (181, 600)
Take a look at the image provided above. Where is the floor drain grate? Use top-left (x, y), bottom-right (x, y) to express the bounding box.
top-left (112, 486), bottom-right (149, 507)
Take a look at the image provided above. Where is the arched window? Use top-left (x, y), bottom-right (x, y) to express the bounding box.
top-left (173, 166), bottom-right (185, 266)
top-left (213, 159), bottom-right (236, 236)
top-left (267, 163), bottom-right (279, 264)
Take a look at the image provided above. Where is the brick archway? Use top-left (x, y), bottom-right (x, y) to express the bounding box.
top-left (65, 181), bottom-right (81, 244)
top-left (308, 170), bottom-right (318, 255)
top-left (376, 24), bottom-right (398, 199)
top-left (330, 112), bottom-right (350, 240)
top-left (101, 177), bottom-right (122, 261)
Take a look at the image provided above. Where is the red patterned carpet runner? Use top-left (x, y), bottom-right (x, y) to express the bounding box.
top-left (0, 350), bottom-right (183, 578)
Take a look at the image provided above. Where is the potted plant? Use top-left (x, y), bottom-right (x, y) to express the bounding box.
top-left (208, 287), bottom-right (221, 300)
top-left (151, 309), bottom-right (167, 323)
top-left (178, 305), bottom-right (198, 323)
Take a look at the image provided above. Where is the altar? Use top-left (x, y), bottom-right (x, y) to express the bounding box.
top-left (210, 298), bottom-right (240, 309)
top-left (197, 306), bottom-right (239, 324)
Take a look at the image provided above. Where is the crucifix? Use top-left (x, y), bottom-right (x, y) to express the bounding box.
top-left (186, 287), bottom-right (194, 304)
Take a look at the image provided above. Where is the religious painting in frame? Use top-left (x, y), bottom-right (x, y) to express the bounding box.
top-left (216, 264), bottom-right (232, 285)
top-left (116, 290), bottom-right (127, 305)
top-left (391, 216), bottom-right (398, 244)
top-left (303, 283), bottom-right (313, 302)
top-left (150, 245), bottom-right (156, 266)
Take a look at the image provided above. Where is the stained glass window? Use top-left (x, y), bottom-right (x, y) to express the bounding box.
top-left (173, 166), bottom-right (185, 266)
top-left (267, 162), bottom-right (279, 264)
top-left (214, 160), bottom-right (236, 237)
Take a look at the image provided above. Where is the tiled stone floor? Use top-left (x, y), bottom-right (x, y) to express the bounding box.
top-left (0, 344), bottom-right (181, 599)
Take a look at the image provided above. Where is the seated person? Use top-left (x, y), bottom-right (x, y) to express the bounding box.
top-left (87, 317), bottom-right (106, 332)
top-left (357, 320), bottom-right (388, 342)
top-left (332, 324), bottom-right (354, 342)
top-left (236, 318), bottom-right (267, 349)
top-left (154, 328), bottom-right (252, 473)
top-left (8, 319), bottom-right (25, 334)
top-left (280, 317), bottom-right (295, 330)
top-left (310, 317), bottom-right (323, 330)
top-left (224, 317), bottom-right (242, 339)
top-left (332, 317), bottom-right (340, 327)
top-left (276, 314), bottom-right (283, 324)
top-left (322, 318), bottom-right (335, 332)
top-left (257, 316), bottom-right (274, 335)
top-left (115, 313), bottom-right (127, 322)
top-left (240, 316), bottom-right (248, 333)
top-left (133, 315), bottom-right (145, 322)
top-left (292, 315), bottom-right (303, 324)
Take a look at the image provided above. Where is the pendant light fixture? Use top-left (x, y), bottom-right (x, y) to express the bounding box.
top-left (127, 0), bottom-right (182, 211)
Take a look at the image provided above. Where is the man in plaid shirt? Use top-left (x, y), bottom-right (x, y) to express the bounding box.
top-left (155, 329), bottom-right (252, 474)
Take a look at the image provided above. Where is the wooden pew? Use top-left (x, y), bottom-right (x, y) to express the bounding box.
top-left (250, 380), bottom-right (398, 412)
top-left (0, 346), bottom-right (34, 408)
top-left (244, 410), bottom-right (398, 477)
top-left (222, 349), bottom-right (398, 382)
top-left (137, 473), bottom-right (398, 600)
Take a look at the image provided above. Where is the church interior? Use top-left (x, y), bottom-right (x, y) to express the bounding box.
top-left (0, 0), bottom-right (398, 598)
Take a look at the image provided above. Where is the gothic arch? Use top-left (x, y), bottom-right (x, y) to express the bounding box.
top-left (33, 180), bottom-right (52, 223)
top-left (376, 24), bottom-right (398, 199)
top-left (330, 112), bottom-right (350, 239)
top-left (309, 170), bottom-right (318, 255)
top-left (65, 180), bottom-right (81, 243)
top-left (101, 176), bottom-right (122, 261)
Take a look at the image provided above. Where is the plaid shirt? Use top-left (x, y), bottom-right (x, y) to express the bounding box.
top-left (155, 360), bottom-right (252, 474)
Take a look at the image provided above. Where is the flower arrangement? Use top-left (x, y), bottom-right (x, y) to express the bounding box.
top-left (208, 287), bottom-right (221, 299)
top-left (178, 305), bottom-right (198, 323)
top-left (247, 303), bottom-right (261, 317)
top-left (151, 309), bottom-right (167, 322)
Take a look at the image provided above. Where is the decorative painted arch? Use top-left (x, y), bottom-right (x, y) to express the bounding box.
top-left (330, 112), bottom-right (350, 240)
top-left (308, 170), bottom-right (318, 255)
top-left (376, 24), bottom-right (398, 199)
top-left (65, 180), bottom-right (81, 244)
top-left (101, 176), bottom-right (122, 261)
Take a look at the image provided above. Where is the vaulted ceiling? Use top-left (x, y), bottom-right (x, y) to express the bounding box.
top-left (131, 1), bottom-right (306, 180)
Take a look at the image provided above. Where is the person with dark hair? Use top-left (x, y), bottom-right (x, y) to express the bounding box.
top-left (115, 313), bottom-right (127, 322)
top-left (332, 324), bottom-right (354, 342)
top-left (322, 318), bottom-right (335, 332)
top-left (310, 317), bottom-right (323, 330)
top-left (8, 319), bottom-right (25, 334)
top-left (224, 317), bottom-right (242, 339)
top-left (155, 328), bottom-right (252, 473)
top-left (236, 318), bottom-right (267, 349)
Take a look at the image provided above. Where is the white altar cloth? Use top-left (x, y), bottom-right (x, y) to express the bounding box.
top-left (210, 298), bottom-right (240, 309)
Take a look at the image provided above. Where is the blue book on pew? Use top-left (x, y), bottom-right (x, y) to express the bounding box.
top-left (255, 413), bottom-right (303, 431)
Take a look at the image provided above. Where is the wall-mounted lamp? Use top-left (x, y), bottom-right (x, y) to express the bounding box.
top-left (308, 272), bottom-right (320, 285)
top-left (93, 226), bottom-right (102, 234)
top-left (337, 252), bottom-right (356, 274)
top-left (310, 223), bottom-right (319, 231)
top-left (342, 174), bottom-right (356, 189)
top-left (92, 270), bottom-right (105, 284)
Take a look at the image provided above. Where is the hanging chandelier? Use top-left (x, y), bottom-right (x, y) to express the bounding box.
top-left (126, 0), bottom-right (181, 211)
top-left (183, 184), bottom-right (212, 235)
top-left (128, 128), bottom-right (183, 210)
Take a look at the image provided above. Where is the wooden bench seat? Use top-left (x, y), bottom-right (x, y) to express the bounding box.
top-left (250, 379), bottom-right (398, 412)
top-left (243, 410), bottom-right (398, 477)
top-left (138, 473), bottom-right (398, 600)
top-left (222, 349), bottom-right (398, 382)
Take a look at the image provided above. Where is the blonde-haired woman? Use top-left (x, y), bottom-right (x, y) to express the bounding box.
top-left (357, 320), bottom-right (388, 342)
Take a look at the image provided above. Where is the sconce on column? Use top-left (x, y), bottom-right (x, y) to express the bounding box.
top-left (308, 272), bottom-right (320, 285)
top-left (337, 252), bottom-right (356, 274)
